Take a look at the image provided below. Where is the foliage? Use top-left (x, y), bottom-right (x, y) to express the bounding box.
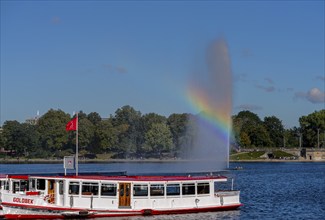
top-left (232, 110), bottom-right (324, 149)
top-left (144, 123), bottom-right (173, 157)
top-left (2, 121), bottom-right (39, 157)
top-left (87, 112), bottom-right (102, 125)
top-left (299, 110), bottom-right (325, 148)
top-left (0, 107), bottom-right (323, 159)
top-left (167, 113), bottom-right (188, 151)
top-left (284, 127), bottom-right (300, 148)
top-left (232, 111), bottom-right (272, 148)
top-left (78, 117), bottom-right (95, 152)
top-left (230, 150), bottom-right (295, 160)
top-left (230, 151), bottom-right (265, 160)
top-left (93, 119), bottom-right (118, 153)
top-left (37, 109), bottom-right (71, 155)
top-left (264, 116), bottom-right (285, 147)
top-left (112, 105), bottom-right (143, 158)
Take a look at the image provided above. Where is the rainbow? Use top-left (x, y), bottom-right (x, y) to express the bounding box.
top-left (186, 85), bottom-right (232, 142)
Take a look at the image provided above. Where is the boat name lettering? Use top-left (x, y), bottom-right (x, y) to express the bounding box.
top-left (13, 197), bottom-right (34, 204)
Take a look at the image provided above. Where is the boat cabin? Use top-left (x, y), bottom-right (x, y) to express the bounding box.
top-left (2, 174), bottom-right (238, 211)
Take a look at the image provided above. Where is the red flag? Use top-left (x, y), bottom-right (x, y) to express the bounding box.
top-left (66, 117), bottom-right (78, 131)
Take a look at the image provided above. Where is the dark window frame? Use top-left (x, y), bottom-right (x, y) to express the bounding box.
top-left (101, 183), bottom-right (117, 197)
top-left (182, 183), bottom-right (196, 195)
top-left (133, 184), bottom-right (148, 197)
top-left (150, 184), bottom-right (165, 197)
top-left (166, 183), bottom-right (180, 196)
top-left (69, 181), bottom-right (80, 195)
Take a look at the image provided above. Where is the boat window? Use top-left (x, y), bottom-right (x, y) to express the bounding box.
top-left (37, 179), bottom-right (46, 190)
top-left (59, 181), bottom-right (64, 195)
top-left (133, 184), bottom-right (148, 197)
top-left (82, 182), bottom-right (99, 196)
top-left (150, 184), bottom-right (164, 196)
top-left (197, 182), bottom-right (210, 194)
top-left (0, 180), bottom-right (5, 190)
top-left (20, 180), bottom-right (28, 191)
top-left (166, 184), bottom-right (180, 196)
top-left (30, 179), bottom-right (36, 190)
top-left (0, 180), bottom-right (7, 190)
top-left (182, 183), bottom-right (195, 195)
top-left (101, 183), bottom-right (117, 196)
top-left (69, 182), bottom-right (80, 195)
top-left (13, 181), bottom-right (20, 193)
top-left (4, 181), bottom-right (9, 190)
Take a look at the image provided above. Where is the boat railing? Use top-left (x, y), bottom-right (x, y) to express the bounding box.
top-left (214, 177), bottom-right (237, 191)
top-left (214, 190), bottom-right (240, 197)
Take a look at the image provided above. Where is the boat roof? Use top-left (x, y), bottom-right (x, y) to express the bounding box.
top-left (0, 174), bottom-right (7, 179)
top-left (7, 174), bottom-right (227, 182)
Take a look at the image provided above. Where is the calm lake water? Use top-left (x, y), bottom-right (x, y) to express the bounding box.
top-left (1, 162), bottom-right (324, 219)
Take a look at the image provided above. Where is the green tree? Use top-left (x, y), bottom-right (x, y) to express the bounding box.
top-left (37, 109), bottom-right (71, 156)
top-left (263, 116), bottom-right (285, 148)
top-left (237, 111), bottom-right (262, 125)
top-left (112, 105), bottom-right (143, 158)
top-left (1, 121), bottom-right (39, 157)
top-left (232, 111), bottom-right (272, 148)
top-left (144, 123), bottom-right (173, 157)
top-left (20, 123), bottom-right (40, 157)
top-left (284, 127), bottom-right (300, 148)
top-left (142, 113), bottom-right (167, 133)
top-left (0, 130), bottom-right (4, 149)
top-left (78, 117), bottom-right (95, 154)
top-left (232, 115), bottom-right (242, 148)
top-left (93, 119), bottom-right (118, 153)
top-left (248, 124), bottom-right (272, 148)
top-left (299, 110), bottom-right (325, 148)
top-left (2, 121), bottom-right (24, 156)
top-left (87, 112), bottom-right (102, 125)
top-left (239, 132), bottom-right (251, 148)
top-left (167, 113), bottom-right (188, 152)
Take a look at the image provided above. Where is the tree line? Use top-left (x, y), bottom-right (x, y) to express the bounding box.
top-left (0, 106), bottom-right (324, 159)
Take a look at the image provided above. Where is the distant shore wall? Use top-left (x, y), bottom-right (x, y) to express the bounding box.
top-left (238, 148), bottom-right (325, 161)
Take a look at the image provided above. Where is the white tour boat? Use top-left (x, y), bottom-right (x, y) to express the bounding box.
top-left (0, 172), bottom-right (241, 219)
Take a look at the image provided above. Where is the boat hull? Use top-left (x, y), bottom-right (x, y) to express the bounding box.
top-left (2, 203), bottom-right (242, 219)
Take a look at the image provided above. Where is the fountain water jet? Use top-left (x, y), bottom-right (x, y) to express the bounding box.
top-left (181, 37), bottom-right (233, 172)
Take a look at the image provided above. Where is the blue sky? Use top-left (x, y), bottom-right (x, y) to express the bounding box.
top-left (1, 0), bottom-right (324, 128)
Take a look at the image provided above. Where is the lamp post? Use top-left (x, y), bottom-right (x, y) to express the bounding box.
top-left (317, 128), bottom-right (320, 149)
top-left (323, 130), bottom-right (325, 147)
top-left (299, 133), bottom-right (302, 149)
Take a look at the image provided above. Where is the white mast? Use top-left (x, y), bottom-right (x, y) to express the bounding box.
top-left (76, 112), bottom-right (79, 176)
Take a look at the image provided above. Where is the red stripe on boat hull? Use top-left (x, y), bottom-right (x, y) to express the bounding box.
top-left (3, 203), bottom-right (242, 219)
top-left (150, 203), bottom-right (242, 215)
top-left (4, 212), bottom-right (141, 219)
top-left (5, 214), bottom-right (65, 219)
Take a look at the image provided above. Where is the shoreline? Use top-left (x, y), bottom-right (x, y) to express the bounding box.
top-left (0, 158), bottom-right (324, 164)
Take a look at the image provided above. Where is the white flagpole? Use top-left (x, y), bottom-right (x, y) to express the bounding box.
top-left (76, 112), bottom-right (78, 176)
